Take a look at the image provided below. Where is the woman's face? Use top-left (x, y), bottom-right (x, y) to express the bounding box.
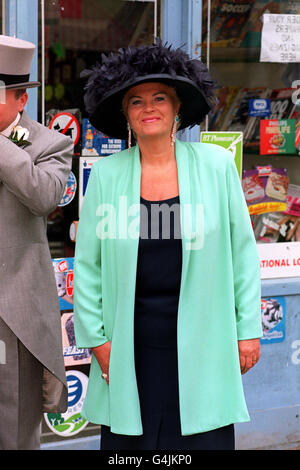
top-left (123, 82), bottom-right (180, 142)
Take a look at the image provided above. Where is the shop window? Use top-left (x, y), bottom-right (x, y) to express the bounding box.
top-left (202, 0), bottom-right (300, 280)
top-left (39, 0), bottom-right (160, 259)
top-left (39, 0), bottom-right (159, 122)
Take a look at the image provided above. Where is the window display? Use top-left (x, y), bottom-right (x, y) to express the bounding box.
top-left (200, 6), bottom-right (300, 449)
top-left (39, 0), bottom-right (160, 260)
top-left (202, 0), bottom-right (300, 280)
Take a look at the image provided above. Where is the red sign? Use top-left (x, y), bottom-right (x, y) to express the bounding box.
top-left (49, 112), bottom-right (80, 146)
top-left (58, 260), bottom-right (69, 273)
top-left (66, 270), bottom-right (73, 297)
top-left (260, 119), bottom-right (296, 155)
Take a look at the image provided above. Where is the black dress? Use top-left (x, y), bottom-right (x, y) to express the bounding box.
top-left (100, 196), bottom-right (234, 450)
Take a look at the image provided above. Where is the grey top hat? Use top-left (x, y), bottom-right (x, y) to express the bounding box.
top-left (0, 35), bottom-right (40, 90)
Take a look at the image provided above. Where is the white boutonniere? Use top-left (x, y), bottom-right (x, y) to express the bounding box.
top-left (9, 125), bottom-right (31, 148)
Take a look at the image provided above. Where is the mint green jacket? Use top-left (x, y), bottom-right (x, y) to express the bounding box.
top-left (74, 139), bottom-right (262, 435)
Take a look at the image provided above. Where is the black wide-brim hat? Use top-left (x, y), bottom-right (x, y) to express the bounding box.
top-left (82, 41), bottom-right (216, 140)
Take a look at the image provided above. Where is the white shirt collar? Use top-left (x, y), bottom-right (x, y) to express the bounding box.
top-left (1, 113), bottom-right (21, 138)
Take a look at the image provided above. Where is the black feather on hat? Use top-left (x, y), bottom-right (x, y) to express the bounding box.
top-left (81, 40), bottom-right (217, 140)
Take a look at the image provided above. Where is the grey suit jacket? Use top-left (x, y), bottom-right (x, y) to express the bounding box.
top-left (0, 111), bottom-right (73, 412)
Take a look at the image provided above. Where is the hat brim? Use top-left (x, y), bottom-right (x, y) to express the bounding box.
top-left (88, 74), bottom-right (212, 140)
top-left (0, 81), bottom-right (41, 90)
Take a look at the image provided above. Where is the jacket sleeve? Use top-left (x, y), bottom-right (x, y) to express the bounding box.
top-left (73, 164), bottom-right (109, 349)
top-left (0, 133), bottom-right (73, 216)
top-left (226, 155), bottom-right (263, 340)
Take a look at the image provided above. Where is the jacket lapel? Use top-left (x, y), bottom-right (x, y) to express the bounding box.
top-left (19, 110), bottom-right (33, 131)
top-left (18, 111), bottom-right (37, 160)
top-left (175, 139), bottom-right (192, 296)
top-left (132, 144), bottom-right (142, 205)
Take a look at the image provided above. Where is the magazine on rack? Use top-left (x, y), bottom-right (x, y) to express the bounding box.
top-left (221, 87), bottom-right (269, 140)
top-left (246, 88), bottom-right (298, 152)
top-left (212, 87), bottom-right (298, 153)
top-left (209, 86), bottom-right (240, 131)
top-left (202, 0), bottom-right (256, 48)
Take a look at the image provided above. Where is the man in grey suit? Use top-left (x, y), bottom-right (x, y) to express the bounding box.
top-left (0, 35), bottom-right (73, 449)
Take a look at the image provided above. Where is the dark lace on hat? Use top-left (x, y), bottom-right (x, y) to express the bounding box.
top-left (81, 40), bottom-right (217, 138)
top-left (82, 40), bottom-right (216, 117)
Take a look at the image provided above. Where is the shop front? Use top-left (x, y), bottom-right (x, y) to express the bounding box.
top-left (2, 0), bottom-right (300, 450)
top-left (2, 0), bottom-right (164, 449)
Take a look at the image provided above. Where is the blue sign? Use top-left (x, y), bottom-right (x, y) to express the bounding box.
top-left (67, 373), bottom-right (83, 407)
top-left (58, 171), bottom-right (77, 207)
top-left (52, 257), bottom-right (74, 311)
top-left (261, 296), bottom-right (286, 344)
top-left (82, 118), bottom-right (126, 156)
top-left (249, 98), bottom-right (271, 117)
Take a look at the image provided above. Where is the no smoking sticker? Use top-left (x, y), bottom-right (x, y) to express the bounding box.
top-left (49, 112), bottom-right (80, 146)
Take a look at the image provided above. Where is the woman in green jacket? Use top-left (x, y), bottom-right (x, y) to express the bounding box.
top-left (74, 41), bottom-right (262, 450)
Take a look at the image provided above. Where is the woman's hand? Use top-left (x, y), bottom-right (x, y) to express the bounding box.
top-left (92, 341), bottom-right (111, 384)
top-left (238, 338), bottom-right (261, 374)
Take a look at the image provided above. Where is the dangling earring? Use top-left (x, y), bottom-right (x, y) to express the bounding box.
top-left (171, 115), bottom-right (180, 146)
top-left (127, 122), bottom-right (132, 151)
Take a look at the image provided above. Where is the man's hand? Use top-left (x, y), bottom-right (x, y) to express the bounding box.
top-left (238, 338), bottom-right (261, 374)
top-left (92, 341), bottom-right (111, 384)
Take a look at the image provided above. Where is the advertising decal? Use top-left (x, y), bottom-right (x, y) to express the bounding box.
top-left (52, 257), bottom-right (91, 365)
top-left (260, 119), bottom-right (296, 155)
top-left (82, 118), bottom-right (126, 156)
top-left (44, 370), bottom-right (89, 437)
top-left (261, 296), bottom-right (286, 344)
top-left (200, 131), bottom-right (243, 178)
